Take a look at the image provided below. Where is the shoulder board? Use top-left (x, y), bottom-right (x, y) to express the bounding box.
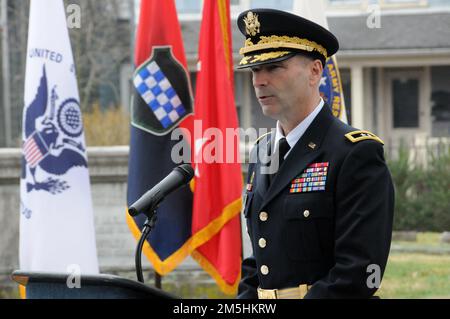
top-left (345, 130), bottom-right (384, 145)
top-left (254, 132), bottom-right (272, 145)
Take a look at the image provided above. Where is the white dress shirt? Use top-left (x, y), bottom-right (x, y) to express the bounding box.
top-left (274, 98), bottom-right (324, 159)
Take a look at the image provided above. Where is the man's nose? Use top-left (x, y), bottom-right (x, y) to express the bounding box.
top-left (252, 71), bottom-right (268, 88)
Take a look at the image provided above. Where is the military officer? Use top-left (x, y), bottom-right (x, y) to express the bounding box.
top-left (237, 9), bottom-right (395, 299)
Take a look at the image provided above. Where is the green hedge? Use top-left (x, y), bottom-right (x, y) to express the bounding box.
top-left (387, 143), bottom-right (450, 231)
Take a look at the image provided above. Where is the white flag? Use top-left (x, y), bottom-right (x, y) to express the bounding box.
top-left (20, 0), bottom-right (98, 274)
top-left (293, 0), bottom-right (348, 123)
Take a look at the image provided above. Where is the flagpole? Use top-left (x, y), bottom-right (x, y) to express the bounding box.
top-left (129, 0), bottom-right (135, 68)
top-left (1, 0), bottom-right (12, 147)
top-left (155, 272), bottom-right (161, 289)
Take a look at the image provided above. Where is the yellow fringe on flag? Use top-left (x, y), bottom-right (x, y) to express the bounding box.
top-left (126, 196), bottom-right (242, 279)
top-left (19, 285), bottom-right (26, 299)
top-left (191, 250), bottom-right (241, 295)
top-left (218, 0), bottom-right (231, 79)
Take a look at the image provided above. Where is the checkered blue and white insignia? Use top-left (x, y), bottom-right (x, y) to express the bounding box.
top-left (133, 61), bottom-right (187, 129)
top-left (290, 162), bottom-right (329, 193)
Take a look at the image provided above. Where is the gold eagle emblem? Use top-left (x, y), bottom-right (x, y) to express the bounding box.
top-left (244, 11), bottom-right (260, 36)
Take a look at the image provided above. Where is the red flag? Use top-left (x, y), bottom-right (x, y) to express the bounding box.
top-left (134, 0), bottom-right (187, 67)
top-left (128, 0), bottom-right (242, 294)
top-left (190, 0), bottom-right (243, 294)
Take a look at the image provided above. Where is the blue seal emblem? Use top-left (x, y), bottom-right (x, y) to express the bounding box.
top-left (57, 98), bottom-right (83, 138)
top-left (21, 64), bottom-right (88, 199)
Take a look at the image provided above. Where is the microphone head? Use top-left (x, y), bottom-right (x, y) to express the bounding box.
top-left (128, 164), bottom-right (194, 218)
top-left (128, 206), bottom-right (138, 217)
top-left (175, 164), bottom-right (194, 182)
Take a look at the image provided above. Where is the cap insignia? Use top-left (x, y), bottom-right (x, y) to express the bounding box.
top-left (244, 11), bottom-right (260, 36)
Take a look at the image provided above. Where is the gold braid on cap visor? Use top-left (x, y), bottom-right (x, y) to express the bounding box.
top-left (239, 35), bottom-right (328, 60)
top-left (239, 51), bottom-right (291, 65)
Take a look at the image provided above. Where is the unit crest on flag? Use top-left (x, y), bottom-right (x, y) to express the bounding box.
top-left (131, 47), bottom-right (193, 136)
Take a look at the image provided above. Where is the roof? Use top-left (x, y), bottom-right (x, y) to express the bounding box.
top-left (179, 11), bottom-right (450, 58)
top-left (328, 12), bottom-right (450, 52)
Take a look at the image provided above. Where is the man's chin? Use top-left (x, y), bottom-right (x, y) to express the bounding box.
top-left (261, 105), bottom-right (280, 120)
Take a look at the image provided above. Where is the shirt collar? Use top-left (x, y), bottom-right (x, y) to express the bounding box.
top-left (274, 98), bottom-right (324, 158)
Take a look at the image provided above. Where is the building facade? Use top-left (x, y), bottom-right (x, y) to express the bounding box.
top-left (169, 0), bottom-right (450, 158)
top-left (2, 0), bottom-right (449, 154)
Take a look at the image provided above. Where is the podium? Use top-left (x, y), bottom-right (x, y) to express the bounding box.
top-left (12, 270), bottom-right (177, 299)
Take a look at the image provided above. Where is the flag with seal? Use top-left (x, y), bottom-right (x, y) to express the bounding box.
top-left (19, 0), bottom-right (99, 295)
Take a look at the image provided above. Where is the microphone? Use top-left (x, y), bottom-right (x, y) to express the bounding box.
top-left (128, 164), bottom-right (194, 217)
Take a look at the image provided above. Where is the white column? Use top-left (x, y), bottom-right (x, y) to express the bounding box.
top-left (242, 71), bottom-right (252, 129)
top-left (351, 65), bottom-right (365, 129)
top-left (422, 66), bottom-right (431, 137)
top-left (376, 68), bottom-right (388, 140)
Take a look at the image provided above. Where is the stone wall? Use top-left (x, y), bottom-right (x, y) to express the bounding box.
top-left (0, 146), bottom-right (251, 298)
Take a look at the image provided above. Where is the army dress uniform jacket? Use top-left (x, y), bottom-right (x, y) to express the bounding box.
top-left (238, 105), bottom-right (394, 299)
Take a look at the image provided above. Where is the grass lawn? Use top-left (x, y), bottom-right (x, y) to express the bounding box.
top-left (392, 232), bottom-right (450, 251)
top-left (414, 232), bottom-right (448, 246)
top-left (378, 252), bottom-right (450, 299)
top-left (378, 232), bottom-right (450, 299)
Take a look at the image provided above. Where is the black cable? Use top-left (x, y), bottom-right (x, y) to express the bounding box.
top-left (135, 215), bottom-right (155, 283)
top-left (135, 224), bottom-right (150, 283)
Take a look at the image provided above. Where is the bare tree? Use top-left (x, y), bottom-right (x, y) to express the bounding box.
top-left (3, 0), bottom-right (133, 146)
top-left (6, 0), bottom-right (29, 146)
top-left (68, 0), bottom-right (132, 111)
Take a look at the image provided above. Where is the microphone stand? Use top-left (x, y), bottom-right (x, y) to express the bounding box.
top-left (135, 210), bottom-right (157, 284)
top-left (130, 164), bottom-right (194, 287)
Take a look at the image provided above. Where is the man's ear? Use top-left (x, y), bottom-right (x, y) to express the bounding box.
top-left (310, 59), bottom-right (323, 86)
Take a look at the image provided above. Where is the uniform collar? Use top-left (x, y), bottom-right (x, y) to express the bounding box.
top-left (274, 98), bottom-right (324, 158)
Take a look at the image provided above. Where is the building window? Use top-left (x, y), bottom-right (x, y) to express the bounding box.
top-left (428, 0), bottom-right (450, 7)
top-left (431, 66), bottom-right (450, 137)
top-left (392, 79), bottom-right (419, 128)
top-left (250, 0), bottom-right (293, 10)
top-left (175, 0), bottom-right (202, 14)
top-left (327, 0), bottom-right (428, 8)
top-left (328, 0), bottom-right (362, 4)
top-left (327, 0), bottom-right (363, 6)
top-left (382, 0), bottom-right (424, 4)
